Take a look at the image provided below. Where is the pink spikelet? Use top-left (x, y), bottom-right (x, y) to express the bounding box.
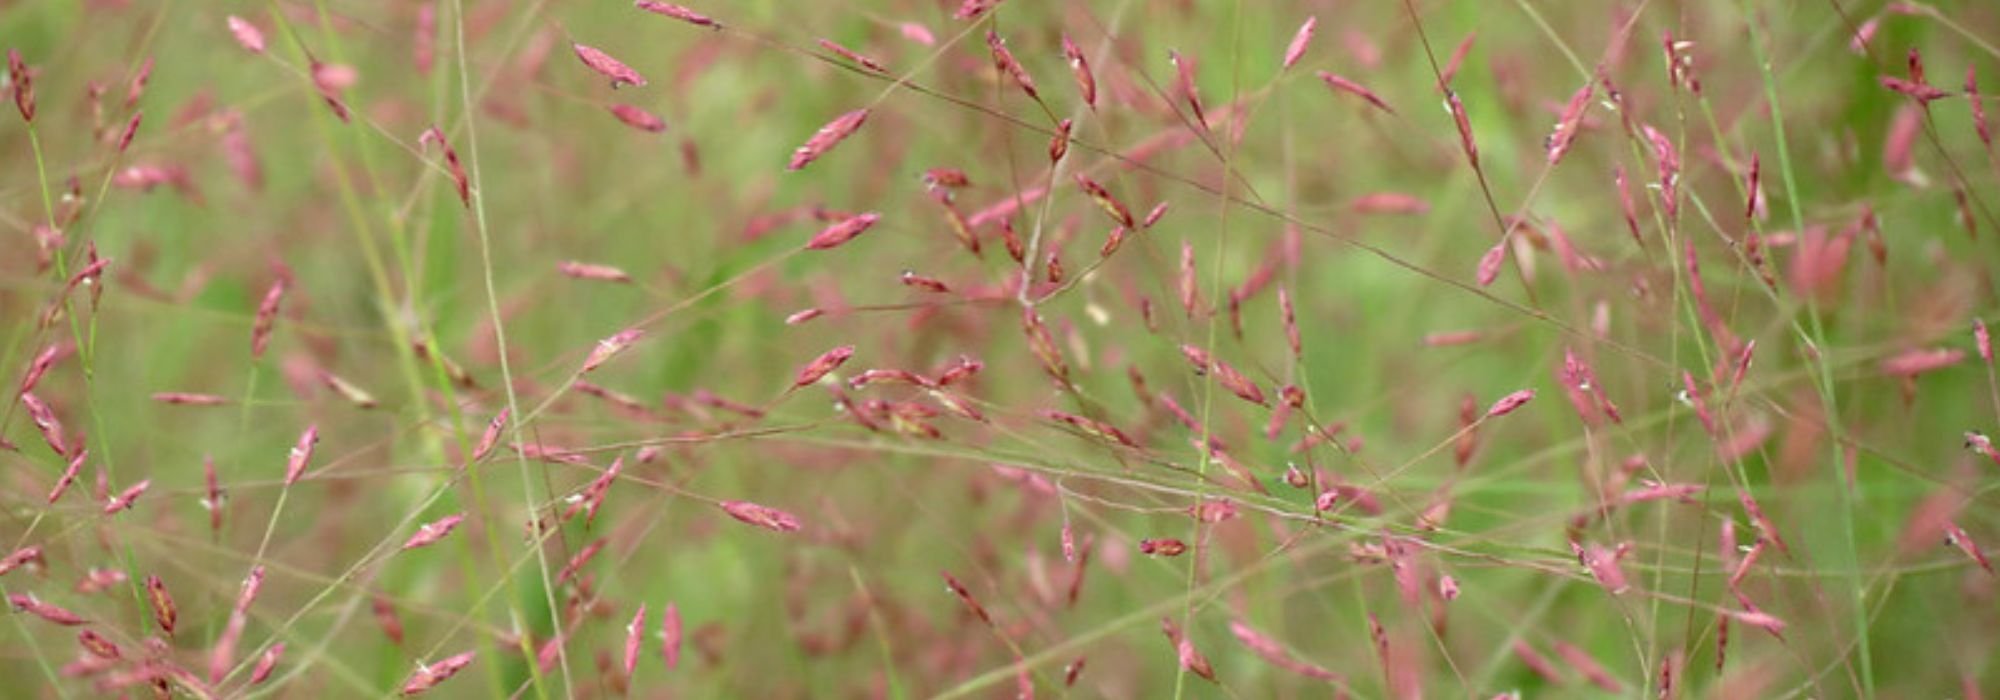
top-left (17, 343), bottom-right (64, 395)
top-left (1282, 17), bottom-right (1317, 70)
top-left (788, 108), bottom-right (869, 171)
top-left (152, 392), bottom-right (229, 406)
top-left (284, 424), bottom-right (319, 487)
top-left (608, 104), bottom-right (667, 133)
top-left (251, 643), bottom-right (284, 684)
top-left (310, 61), bottom-right (355, 122)
top-left (1160, 617), bottom-right (1217, 683)
top-left (1484, 389), bottom-right (1535, 418)
top-left (1229, 619), bottom-right (1340, 681)
top-left (793, 345), bottom-right (855, 387)
top-left (986, 31), bottom-right (1038, 100)
top-left (573, 43), bottom-right (646, 88)
top-left (250, 279), bottom-right (287, 360)
top-left (1970, 66), bottom-right (1991, 148)
top-left (401, 513), bottom-right (465, 551)
top-left (557, 261), bottom-right (632, 283)
top-left (720, 500), bottom-right (801, 532)
top-left (400, 651), bottom-right (475, 695)
top-left (418, 125), bottom-right (471, 207)
top-left (472, 408), bottom-right (507, 463)
top-left (583, 328), bottom-right (644, 373)
top-left (941, 570), bottom-right (993, 625)
top-left (0, 547), bottom-right (43, 577)
top-left (806, 212), bottom-right (880, 250)
top-left (634, 1), bottom-right (720, 29)
top-left (953, 0), bottom-right (1002, 21)
top-left (202, 456), bottom-right (223, 533)
top-left (1318, 72), bottom-right (1393, 114)
top-left (622, 605), bottom-right (646, 680)
top-left (1475, 242), bottom-right (1507, 286)
top-left (1447, 91), bottom-right (1479, 168)
top-left (226, 16), bottom-right (266, 54)
top-left (1061, 35), bottom-right (1096, 109)
top-left (50, 448), bottom-right (88, 504)
top-left (10, 594), bottom-right (85, 626)
top-left (1169, 50), bottom-right (1206, 126)
top-left (1572, 540), bottom-right (1632, 594)
top-left (1943, 521), bottom-right (1994, 574)
top-left (104, 479), bottom-right (151, 514)
top-left (1546, 83), bottom-right (1593, 165)
top-left (1975, 320), bottom-right (1993, 365)
top-left (660, 603), bottom-right (682, 669)
top-left (19, 392), bottom-right (67, 456)
top-left (817, 39), bottom-right (887, 75)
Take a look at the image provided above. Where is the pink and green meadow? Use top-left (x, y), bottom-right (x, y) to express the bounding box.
top-left (2, 0), bottom-right (1999, 697)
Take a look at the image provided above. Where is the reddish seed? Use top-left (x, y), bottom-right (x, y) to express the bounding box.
top-left (400, 650), bottom-right (475, 695)
top-left (789, 108), bottom-right (869, 171)
top-left (7, 49), bottom-right (31, 123)
top-left (1282, 16), bottom-right (1317, 70)
top-left (720, 500), bottom-right (801, 532)
top-left (1447, 91), bottom-right (1479, 168)
top-left (953, 0), bottom-right (1002, 20)
top-left (1073, 174), bottom-right (1134, 229)
top-left (226, 15), bottom-right (266, 53)
top-left (1881, 75), bottom-right (1951, 103)
top-left (1317, 72), bottom-right (1393, 113)
top-left (608, 104), bottom-right (667, 133)
top-left (1022, 308), bottom-right (1069, 382)
top-left (145, 575), bottom-right (177, 635)
top-left (634, 1), bottom-right (720, 28)
top-left (1143, 201), bottom-right (1170, 228)
top-left (78, 630), bottom-right (121, 660)
top-left (784, 308), bottom-right (825, 325)
top-left (941, 570), bottom-right (993, 625)
top-left (1138, 539), bottom-right (1187, 556)
top-left (417, 125), bottom-right (471, 208)
top-left (805, 212), bottom-right (879, 250)
top-left (573, 43), bottom-right (647, 88)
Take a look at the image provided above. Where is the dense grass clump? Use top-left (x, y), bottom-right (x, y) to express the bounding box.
top-left (2, 0), bottom-right (1998, 697)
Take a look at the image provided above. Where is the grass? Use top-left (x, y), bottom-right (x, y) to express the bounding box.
top-left (2, 0), bottom-right (1999, 697)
